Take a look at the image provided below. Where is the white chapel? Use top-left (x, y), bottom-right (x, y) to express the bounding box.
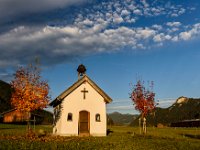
top-left (49, 64), bottom-right (112, 136)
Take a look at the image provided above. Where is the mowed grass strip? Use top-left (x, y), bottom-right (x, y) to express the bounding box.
top-left (0, 124), bottom-right (199, 150)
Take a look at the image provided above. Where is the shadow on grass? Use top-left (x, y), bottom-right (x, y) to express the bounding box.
top-left (107, 129), bottom-right (113, 135)
top-left (0, 128), bottom-right (15, 130)
top-left (181, 134), bottom-right (200, 139)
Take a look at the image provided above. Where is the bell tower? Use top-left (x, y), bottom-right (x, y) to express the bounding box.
top-left (77, 64), bottom-right (86, 79)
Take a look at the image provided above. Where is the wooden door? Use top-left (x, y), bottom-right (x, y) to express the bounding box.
top-left (79, 111), bottom-right (90, 134)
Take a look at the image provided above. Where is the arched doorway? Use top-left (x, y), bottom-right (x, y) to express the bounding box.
top-left (79, 111), bottom-right (90, 135)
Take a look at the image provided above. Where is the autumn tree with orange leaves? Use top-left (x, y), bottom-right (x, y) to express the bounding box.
top-left (10, 63), bottom-right (50, 130)
top-left (130, 80), bottom-right (156, 134)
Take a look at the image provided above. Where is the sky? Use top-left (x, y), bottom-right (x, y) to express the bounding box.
top-left (1, 0), bottom-right (200, 114)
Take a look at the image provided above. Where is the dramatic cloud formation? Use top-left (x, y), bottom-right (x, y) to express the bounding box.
top-left (0, 0), bottom-right (87, 23)
top-left (0, 0), bottom-right (200, 80)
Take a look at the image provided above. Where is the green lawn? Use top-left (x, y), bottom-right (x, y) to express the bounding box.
top-left (0, 124), bottom-right (199, 150)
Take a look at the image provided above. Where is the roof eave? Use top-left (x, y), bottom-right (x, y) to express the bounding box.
top-left (49, 75), bottom-right (112, 107)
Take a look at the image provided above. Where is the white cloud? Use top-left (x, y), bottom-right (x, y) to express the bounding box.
top-left (165, 35), bottom-right (171, 40)
top-left (179, 23), bottom-right (200, 40)
top-left (0, 24), bottom-right (159, 68)
top-left (81, 19), bottom-right (94, 26)
top-left (113, 14), bottom-right (124, 24)
top-left (179, 31), bottom-right (192, 40)
top-left (171, 13), bottom-right (179, 17)
top-left (153, 34), bottom-right (163, 42)
top-left (133, 9), bottom-right (142, 15)
top-left (0, 0), bottom-right (199, 69)
top-left (136, 28), bottom-right (156, 39)
top-left (166, 22), bottom-right (181, 27)
top-left (129, 18), bottom-right (136, 23)
top-left (151, 7), bottom-right (162, 15)
top-left (178, 8), bottom-right (186, 15)
top-left (171, 36), bottom-right (179, 42)
top-left (152, 24), bottom-right (163, 30)
top-left (171, 27), bottom-right (180, 32)
top-left (121, 9), bottom-right (130, 16)
top-left (141, 0), bottom-right (149, 8)
top-left (153, 33), bottom-right (171, 42)
top-left (128, 4), bottom-right (136, 11)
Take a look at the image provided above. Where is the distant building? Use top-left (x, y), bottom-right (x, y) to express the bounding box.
top-left (171, 119), bottom-right (200, 127)
top-left (49, 65), bottom-right (112, 136)
top-left (1, 109), bottom-right (43, 124)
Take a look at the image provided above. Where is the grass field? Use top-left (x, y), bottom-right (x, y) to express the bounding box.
top-left (0, 124), bottom-right (200, 150)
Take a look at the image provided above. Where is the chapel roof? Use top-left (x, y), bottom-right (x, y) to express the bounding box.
top-left (49, 75), bottom-right (112, 107)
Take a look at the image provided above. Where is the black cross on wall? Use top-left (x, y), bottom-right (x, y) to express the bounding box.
top-left (81, 88), bottom-right (88, 99)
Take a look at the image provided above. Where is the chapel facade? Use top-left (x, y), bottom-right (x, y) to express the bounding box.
top-left (49, 65), bottom-right (112, 136)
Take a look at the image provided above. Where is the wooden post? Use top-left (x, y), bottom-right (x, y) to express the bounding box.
top-left (143, 117), bottom-right (147, 134)
top-left (34, 115), bottom-right (36, 132)
top-left (139, 117), bottom-right (141, 134)
top-left (27, 112), bottom-right (31, 131)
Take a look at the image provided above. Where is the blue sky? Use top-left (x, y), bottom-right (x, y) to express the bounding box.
top-left (0, 0), bottom-right (200, 114)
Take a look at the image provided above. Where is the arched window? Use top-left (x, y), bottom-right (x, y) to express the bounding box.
top-left (95, 113), bottom-right (100, 122)
top-left (67, 113), bottom-right (73, 121)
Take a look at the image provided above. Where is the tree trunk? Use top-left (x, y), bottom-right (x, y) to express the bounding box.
top-left (27, 111), bottom-right (31, 132)
top-left (142, 117), bottom-right (147, 134)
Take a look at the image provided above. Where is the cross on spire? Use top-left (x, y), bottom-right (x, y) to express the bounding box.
top-left (81, 88), bottom-right (88, 99)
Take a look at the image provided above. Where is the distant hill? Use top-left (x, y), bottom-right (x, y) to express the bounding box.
top-left (108, 112), bottom-right (138, 125)
top-left (0, 80), bottom-right (53, 124)
top-left (130, 97), bottom-right (200, 127)
top-left (0, 80), bottom-right (12, 113)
